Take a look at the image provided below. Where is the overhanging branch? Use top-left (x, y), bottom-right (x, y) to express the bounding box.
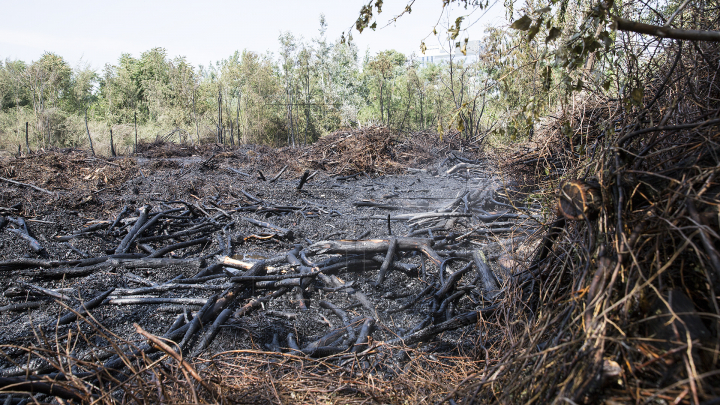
top-left (615, 17), bottom-right (720, 41)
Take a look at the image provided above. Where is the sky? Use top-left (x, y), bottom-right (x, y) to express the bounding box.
top-left (0, 0), bottom-right (509, 70)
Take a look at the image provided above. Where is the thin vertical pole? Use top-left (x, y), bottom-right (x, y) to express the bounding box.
top-left (134, 111), bottom-right (138, 153)
top-left (25, 122), bottom-right (30, 154)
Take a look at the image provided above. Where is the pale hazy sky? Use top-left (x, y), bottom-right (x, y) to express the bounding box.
top-left (0, 0), bottom-right (509, 70)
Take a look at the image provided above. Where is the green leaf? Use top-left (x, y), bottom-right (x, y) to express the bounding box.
top-left (370, 22), bottom-right (377, 30)
top-left (630, 87), bottom-right (644, 105)
top-left (536, 6), bottom-right (551, 14)
top-left (528, 19), bottom-right (542, 41)
top-left (546, 27), bottom-right (561, 43)
top-left (602, 80), bottom-right (611, 91)
top-left (510, 15), bottom-right (532, 31)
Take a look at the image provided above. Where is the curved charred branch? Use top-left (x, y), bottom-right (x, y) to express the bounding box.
top-left (136, 222), bottom-right (216, 243)
top-left (387, 305), bottom-right (498, 347)
top-left (190, 307), bottom-right (233, 357)
top-left (373, 237), bottom-right (397, 286)
top-left (115, 205), bottom-right (152, 254)
top-left (472, 250), bottom-right (500, 299)
top-left (269, 165), bottom-right (288, 183)
top-left (241, 216), bottom-right (292, 239)
top-left (296, 170), bottom-right (311, 191)
top-left (352, 318), bottom-right (375, 353)
top-left (233, 288), bottom-right (290, 318)
top-left (148, 237), bottom-right (211, 258)
top-left (55, 221), bottom-right (110, 242)
top-left (0, 376), bottom-right (89, 402)
top-left (435, 259), bottom-right (474, 299)
top-left (319, 300), bottom-right (355, 342)
top-left (179, 295), bottom-right (218, 351)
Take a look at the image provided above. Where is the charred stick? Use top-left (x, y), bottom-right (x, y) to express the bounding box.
top-left (137, 243), bottom-right (156, 255)
top-left (115, 205), bottom-right (152, 254)
top-left (131, 207), bottom-right (184, 243)
top-left (309, 237), bottom-right (434, 255)
top-left (57, 288), bottom-right (115, 325)
top-left (5, 228), bottom-right (46, 255)
top-left (190, 307), bottom-right (233, 357)
top-left (388, 283), bottom-right (436, 314)
top-left (269, 165), bottom-right (288, 183)
top-left (55, 222), bottom-right (110, 242)
top-left (371, 255), bottom-right (417, 273)
top-left (436, 259), bottom-right (473, 299)
top-left (296, 170), bottom-right (311, 191)
top-left (472, 250), bottom-right (500, 300)
top-left (227, 167), bottom-right (251, 177)
top-left (319, 300), bottom-right (355, 342)
top-left (18, 282), bottom-right (75, 302)
top-left (287, 333), bottom-right (302, 354)
top-left (134, 324), bottom-right (214, 393)
top-left (434, 290), bottom-right (467, 319)
top-left (303, 316), bottom-right (365, 354)
top-left (230, 271), bottom-right (319, 282)
top-left (108, 257), bottom-right (205, 269)
top-left (108, 297), bottom-right (208, 305)
top-left (179, 294), bottom-right (218, 351)
top-left (0, 376), bottom-right (88, 402)
top-left (166, 313), bottom-right (186, 335)
top-left (25, 261), bottom-right (113, 279)
top-left (373, 237), bottom-right (397, 286)
top-left (136, 223), bottom-right (216, 243)
top-left (241, 216), bottom-right (292, 238)
top-left (105, 205), bottom-right (129, 236)
top-left (0, 302), bottom-right (41, 312)
top-left (233, 287), bottom-right (289, 318)
top-left (257, 171), bottom-right (266, 182)
top-left (336, 173), bottom-right (361, 181)
top-left (113, 283), bottom-right (233, 296)
top-left (388, 305), bottom-right (498, 346)
top-left (148, 237), bottom-right (210, 258)
top-left (0, 176), bottom-right (55, 195)
top-left (352, 318), bottom-right (375, 353)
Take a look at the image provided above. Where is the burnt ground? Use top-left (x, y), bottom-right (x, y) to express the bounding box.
top-left (0, 131), bottom-right (543, 403)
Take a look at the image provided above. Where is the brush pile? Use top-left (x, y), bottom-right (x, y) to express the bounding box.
top-left (462, 26), bottom-right (720, 405)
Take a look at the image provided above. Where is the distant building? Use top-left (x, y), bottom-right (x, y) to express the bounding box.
top-left (419, 40), bottom-right (481, 65)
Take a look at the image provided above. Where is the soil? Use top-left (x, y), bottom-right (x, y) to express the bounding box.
top-left (0, 132), bottom-right (538, 384)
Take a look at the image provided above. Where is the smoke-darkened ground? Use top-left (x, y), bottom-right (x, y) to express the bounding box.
top-left (0, 128), bottom-right (541, 404)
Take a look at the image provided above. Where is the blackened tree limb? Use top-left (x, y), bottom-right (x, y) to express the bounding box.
top-left (387, 306), bottom-right (497, 346)
top-left (57, 288), bottom-right (115, 325)
top-left (148, 237), bottom-right (210, 258)
top-left (115, 205), bottom-right (151, 254)
top-left (0, 376), bottom-right (89, 402)
top-left (190, 308), bottom-right (233, 357)
top-left (269, 165), bottom-right (288, 183)
top-left (472, 250), bottom-right (500, 299)
top-left (0, 176), bottom-right (55, 195)
top-left (373, 237), bottom-right (397, 286)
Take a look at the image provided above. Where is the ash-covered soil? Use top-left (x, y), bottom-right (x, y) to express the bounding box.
top-left (0, 136), bottom-right (541, 389)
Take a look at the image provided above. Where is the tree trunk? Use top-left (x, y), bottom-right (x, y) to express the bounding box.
top-left (217, 88), bottom-right (223, 144)
top-left (110, 128), bottom-right (116, 157)
top-left (85, 109), bottom-right (95, 156)
top-left (25, 122), bottom-right (30, 154)
top-left (134, 111), bottom-right (138, 153)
